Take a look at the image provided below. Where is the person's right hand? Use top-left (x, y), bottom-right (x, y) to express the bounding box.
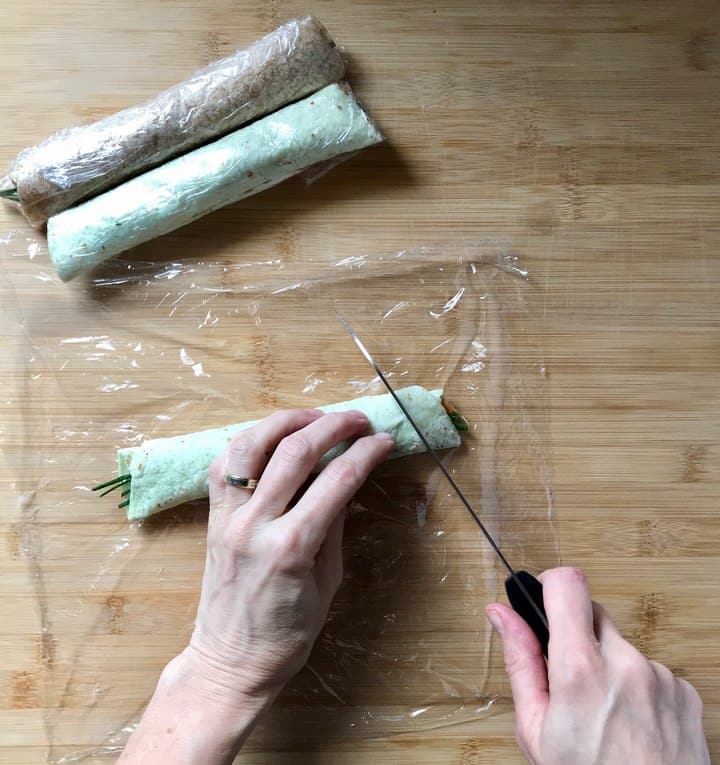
top-left (486, 567), bottom-right (710, 765)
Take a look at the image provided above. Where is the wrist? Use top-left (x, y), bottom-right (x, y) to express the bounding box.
top-left (169, 646), bottom-right (281, 714)
top-left (185, 625), bottom-right (295, 703)
top-left (119, 652), bottom-right (276, 765)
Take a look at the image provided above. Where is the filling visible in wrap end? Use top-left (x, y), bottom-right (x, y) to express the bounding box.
top-left (107, 386), bottom-right (464, 522)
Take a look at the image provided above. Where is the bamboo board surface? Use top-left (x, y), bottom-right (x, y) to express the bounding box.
top-left (0, 1), bottom-right (719, 762)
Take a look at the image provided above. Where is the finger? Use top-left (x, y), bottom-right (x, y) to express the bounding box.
top-left (313, 507), bottom-right (346, 606)
top-left (487, 603), bottom-right (549, 749)
top-left (252, 410), bottom-right (371, 517)
top-left (279, 432), bottom-right (394, 553)
top-left (539, 567), bottom-right (598, 662)
top-left (218, 409), bottom-right (323, 513)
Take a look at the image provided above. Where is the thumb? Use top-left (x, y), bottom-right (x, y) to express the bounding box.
top-left (487, 603), bottom-right (549, 743)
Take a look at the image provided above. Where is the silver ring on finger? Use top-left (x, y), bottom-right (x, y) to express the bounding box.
top-left (224, 474), bottom-right (259, 490)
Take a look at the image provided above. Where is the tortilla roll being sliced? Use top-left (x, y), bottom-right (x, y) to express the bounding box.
top-left (48, 83), bottom-right (382, 281)
top-left (117, 386), bottom-right (462, 521)
top-left (6, 16), bottom-right (345, 227)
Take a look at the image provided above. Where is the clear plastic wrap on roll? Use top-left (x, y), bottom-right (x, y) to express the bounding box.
top-left (48, 83), bottom-right (383, 281)
top-left (2, 16), bottom-right (345, 227)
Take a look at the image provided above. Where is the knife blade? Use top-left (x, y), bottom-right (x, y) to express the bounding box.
top-left (339, 316), bottom-right (550, 655)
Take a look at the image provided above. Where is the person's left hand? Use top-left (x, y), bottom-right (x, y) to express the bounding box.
top-left (182, 408), bottom-right (395, 707)
top-left (119, 408), bottom-right (394, 764)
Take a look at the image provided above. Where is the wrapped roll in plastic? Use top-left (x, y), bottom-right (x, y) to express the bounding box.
top-left (47, 83), bottom-right (383, 281)
top-left (1, 16), bottom-right (345, 227)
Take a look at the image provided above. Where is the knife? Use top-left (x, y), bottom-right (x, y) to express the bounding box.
top-left (340, 317), bottom-right (550, 656)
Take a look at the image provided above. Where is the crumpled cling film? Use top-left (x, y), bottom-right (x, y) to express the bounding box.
top-left (0, 239), bottom-right (559, 762)
top-left (1, 15), bottom-right (345, 227)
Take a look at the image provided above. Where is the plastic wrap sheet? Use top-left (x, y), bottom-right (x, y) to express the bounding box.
top-left (0, 237), bottom-right (559, 762)
top-left (2, 15), bottom-right (345, 227)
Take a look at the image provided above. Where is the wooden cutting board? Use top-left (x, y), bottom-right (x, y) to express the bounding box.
top-left (1, 1), bottom-right (719, 763)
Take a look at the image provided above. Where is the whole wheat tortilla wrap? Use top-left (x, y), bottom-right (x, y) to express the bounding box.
top-left (48, 83), bottom-right (383, 281)
top-left (110, 386), bottom-right (462, 521)
top-left (2, 16), bottom-right (344, 227)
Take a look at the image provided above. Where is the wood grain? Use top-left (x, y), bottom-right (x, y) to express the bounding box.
top-left (1, 1), bottom-right (719, 763)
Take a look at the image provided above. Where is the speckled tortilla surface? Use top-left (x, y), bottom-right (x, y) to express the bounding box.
top-left (118, 386), bottom-right (461, 521)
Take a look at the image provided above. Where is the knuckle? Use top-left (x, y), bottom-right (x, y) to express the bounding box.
top-left (642, 662), bottom-right (661, 690)
top-left (325, 456), bottom-right (361, 489)
top-left (228, 430), bottom-right (258, 459)
top-left (221, 522), bottom-right (251, 553)
top-left (560, 646), bottom-right (602, 688)
top-left (649, 659), bottom-right (673, 684)
top-left (267, 408), bottom-right (296, 426)
top-left (625, 647), bottom-right (652, 675)
top-left (549, 565), bottom-right (587, 586)
top-left (277, 432), bottom-right (314, 464)
top-left (616, 650), bottom-right (656, 692)
top-left (675, 675), bottom-right (691, 695)
top-left (324, 411), bottom-right (349, 424)
top-left (281, 528), bottom-right (302, 553)
top-left (274, 527), bottom-right (307, 565)
top-left (326, 410), bottom-right (359, 434)
top-left (678, 677), bottom-right (703, 709)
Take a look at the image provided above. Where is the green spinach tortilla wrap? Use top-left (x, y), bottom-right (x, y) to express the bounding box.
top-left (2, 16), bottom-right (345, 227)
top-left (111, 386), bottom-right (462, 521)
top-left (48, 83), bottom-right (382, 281)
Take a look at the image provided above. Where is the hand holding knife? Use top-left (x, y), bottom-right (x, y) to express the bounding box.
top-left (340, 317), bottom-right (549, 656)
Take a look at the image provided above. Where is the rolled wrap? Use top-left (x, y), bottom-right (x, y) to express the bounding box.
top-left (48, 83), bottom-right (382, 281)
top-left (6, 16), bottom-right (345, 227)
top-left (117, 386), bottom-right (462, 521)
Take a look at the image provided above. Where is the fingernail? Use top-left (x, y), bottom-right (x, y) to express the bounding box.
top-left (349, 410), bottom-right (368, 424)
top-left (487, 608), bottom-right (504, 636)
top-left (374, 432), bottom-right (395, 443)
top-left (304, 409), bottom-right (324, 419)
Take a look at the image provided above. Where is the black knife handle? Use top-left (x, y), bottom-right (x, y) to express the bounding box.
top-left (504, 570), bottom-right (549, 657)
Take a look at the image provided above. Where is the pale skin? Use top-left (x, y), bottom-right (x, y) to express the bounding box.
top-left (119, 409), bottom-right (710, 765)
